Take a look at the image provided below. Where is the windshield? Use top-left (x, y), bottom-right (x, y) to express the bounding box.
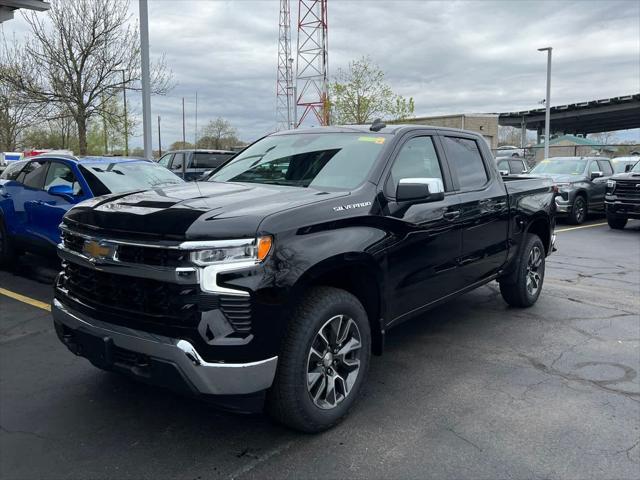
top-left (80, 162), bottom-right (183, 196)
top-left (530, 158), bottom-right (587, 175)
top-left (612, 159), bottom-right (638, 173)
top-left (210, 132), bottom-right (388, 190)
top-left (631, 161), bottom-right (640, 173)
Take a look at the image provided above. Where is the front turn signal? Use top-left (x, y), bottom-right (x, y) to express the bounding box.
top-left (257, 236), bottom-right (273, 261)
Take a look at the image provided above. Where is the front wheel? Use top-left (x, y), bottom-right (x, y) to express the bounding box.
top-left (499, 234), bottom-right (546, 308)
top-left (266, 287), bottom-right (371, 433)
top-left (606, 213), bottom-right (627, 230)
top-left (568, 195), bottom-right (587, 225)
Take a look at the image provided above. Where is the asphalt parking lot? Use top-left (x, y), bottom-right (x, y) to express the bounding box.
top-left (1, 220), bottom-right (639, 480)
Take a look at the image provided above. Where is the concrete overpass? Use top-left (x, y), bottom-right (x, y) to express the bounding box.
top-left (498, 93), bottom-right (640, 144)
top-left (0, 0), bottom-right (49, 23)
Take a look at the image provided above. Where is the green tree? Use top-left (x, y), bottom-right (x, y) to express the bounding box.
top-left (329, 56), bottom-right (414, 125)
top-left (169, 141), bottom-right (194, 151)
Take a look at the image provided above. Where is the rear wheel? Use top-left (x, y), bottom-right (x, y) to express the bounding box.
top-left (499, 234), bottom-right (545, 308)
top-left (606, 213), bottom-right (627, 230)
top-left (568, 195), bottom-right (587, 225)
top-left (266, 287), bottom-right (371, 433)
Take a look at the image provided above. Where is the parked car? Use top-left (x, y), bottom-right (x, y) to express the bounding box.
top-left (496, 145), bottom-right (525, 157)
top-left (52, 123), bottom-right (556, 432)
top-left (0, 155), bottom-right (183, 263)
top-left (529, 156), bottom-right (614, 224)
top-left (610, 156), bottom-right (640, 174)
top-left (157, 149), bottom-right (236, 180)
top-left (497, 156), bottom-right (529, 175)
top-left (0, 152), bottom-right (23, 173)
top-left (605, 159), bottom-right (640, 229)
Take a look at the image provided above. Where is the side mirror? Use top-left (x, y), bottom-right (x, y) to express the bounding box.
top-left (47, 184), bottom-right (74, 201)
top-left (396, 178), bottom-right (445, 203)
top-left (590, 171), bottom-right (603, 180)
top-left (625, 164), bottom-right (633, 172)
top-left (499, 169), bottom-right (509, 176)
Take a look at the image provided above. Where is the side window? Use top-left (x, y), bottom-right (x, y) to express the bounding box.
top-left (588, 161), bottom-right (599, 174)
top-left (170, 153), bottom-right (186, 171)
top-left (442, 136), bottom-right (488, 191)
top-left (387, 136), bottom-right (444, 196)
top-left (158, 153), bottom-right (173, 168)
top-left (18, 161), bottom-right (49, 189)
top-left (0, 161), bottom-right (27, 180)
top-left (44, 162), bottom-right (82, 195)
top-left (509, 159), bottom-right (525, 173)
top-left (497, 159), bottom-right (508, 172)
top-left (193, 152), bottom-right (234, 169)
top-left (597, 160), bottom-right (613, 175)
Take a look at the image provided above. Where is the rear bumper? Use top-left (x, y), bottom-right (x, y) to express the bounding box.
top-left (52, 298), bottom-right (278, 396)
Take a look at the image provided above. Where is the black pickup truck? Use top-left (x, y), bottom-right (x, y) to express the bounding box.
top-left (52, 123), bottom-right (556, 432)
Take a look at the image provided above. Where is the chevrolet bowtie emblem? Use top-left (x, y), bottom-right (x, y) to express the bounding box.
top-left (82, 240), bottom-right (114, 261)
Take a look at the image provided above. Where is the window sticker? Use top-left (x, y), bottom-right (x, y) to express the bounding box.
top-left (358, 136), bottom-right (385, 144)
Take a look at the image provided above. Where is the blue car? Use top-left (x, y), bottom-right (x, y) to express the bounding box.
top-left (0, 154), bottom-right (184, 264)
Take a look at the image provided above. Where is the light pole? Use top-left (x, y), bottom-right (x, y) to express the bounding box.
top-left (139, 0), bottom-right (152, 159)
top-left (113, 69), bottom-right (128, 156)
top-left (538, 46), bottom-right (552, 159)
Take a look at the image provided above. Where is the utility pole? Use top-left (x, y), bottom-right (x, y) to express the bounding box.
top-left (157, 115), bottom-right (162, 156)
top-left (538, 46), bottom-right (552, 159)
top-left (139, 0), bottom-right (152, 159)
top-left (195, 91), bottom-right (198, 147)
top-left (113, 69), bottom-right (129, 156)
top-left (182, 97), bottom-right (186, 147)
top-left (102, 93), bottom-right (108, 154)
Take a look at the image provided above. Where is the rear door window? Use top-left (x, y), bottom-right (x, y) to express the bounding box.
top-left (193, 152), bottom-right (235, 169)
top-left (442, 136), bottom-right (488, 190)
top-left (509, 159), bottom-right (525, 173)
top-left (17, 161), bottom-right (49, 189)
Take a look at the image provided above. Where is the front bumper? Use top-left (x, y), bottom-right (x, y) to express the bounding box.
top-left (52, 298), bottom-right (278, 396)
top-left (554, 195), bottom-right (572, 215)
top-left (605, 200), bottom-right (640, 219)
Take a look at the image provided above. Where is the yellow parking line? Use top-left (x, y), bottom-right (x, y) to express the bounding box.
top-left (0, 287), bottom-right (51, 312)
top-left (556, 222), bottom-right (608, 233)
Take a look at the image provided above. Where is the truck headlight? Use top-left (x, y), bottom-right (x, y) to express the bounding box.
top-left (606, 179), bottom-right (616, 192)
top-left (189, 236), bottom-right (272, 266)
top-left (554, 182), bottom-right (572, 193)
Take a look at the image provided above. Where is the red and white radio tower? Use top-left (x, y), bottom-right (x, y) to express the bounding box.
top-left (276, 0), bottom-right (294, 131)
top-left (295, 0), bottom-right (328, 127)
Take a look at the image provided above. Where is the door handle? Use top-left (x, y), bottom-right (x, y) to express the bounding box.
top-left (443, 210), bottom-right (461, 220)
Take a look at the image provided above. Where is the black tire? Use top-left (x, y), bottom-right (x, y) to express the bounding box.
top-left (567, 195), bottom-right (587, 225)
top-left (499, 234), bottom-right (545, 308)
top-left (0, 216), bottom-right (16, 268)
top-left (607, 213), bottom-right (627, 230)
top-left (266, 286), bottom-right (371, 433)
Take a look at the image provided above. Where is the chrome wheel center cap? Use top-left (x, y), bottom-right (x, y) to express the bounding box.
top-left (323, 352), bottom-right (334, 367)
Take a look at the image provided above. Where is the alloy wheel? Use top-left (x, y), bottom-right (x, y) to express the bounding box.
top-left (575, 198), bottom-right (586, 223)
top-left (525, 245), bottom-right (543, 296)
top-left (306, 314), bottom-right (362, 410)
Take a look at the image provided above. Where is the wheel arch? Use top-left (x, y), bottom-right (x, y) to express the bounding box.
top-left (289, 253), bottom-right (385, 356)
top-left (526, 215), bottom-right (552, 255)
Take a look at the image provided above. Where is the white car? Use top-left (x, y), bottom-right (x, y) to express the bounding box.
top-left (496, 145), bottom-right (525, 157)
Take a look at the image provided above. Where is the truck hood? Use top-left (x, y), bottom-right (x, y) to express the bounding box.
top-left (64, 181), bottom-right (349, 239)
top-left (531, 173), bottom-right (585, 183)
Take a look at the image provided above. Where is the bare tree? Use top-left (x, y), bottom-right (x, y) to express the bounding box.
top-left (198, 118), bottom-right (238, 150)
top-left (0, 0), bottom-right (172, 155)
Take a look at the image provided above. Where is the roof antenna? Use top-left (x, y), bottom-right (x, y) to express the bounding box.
top-left (370, 118), bottom-right (386, 132)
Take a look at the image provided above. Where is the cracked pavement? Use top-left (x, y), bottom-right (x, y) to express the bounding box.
top-left (1, 220), bottom-right (639, 479)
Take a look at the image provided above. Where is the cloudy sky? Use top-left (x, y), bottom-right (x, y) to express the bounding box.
top-left (3, 0), bottom-right (639, 147)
